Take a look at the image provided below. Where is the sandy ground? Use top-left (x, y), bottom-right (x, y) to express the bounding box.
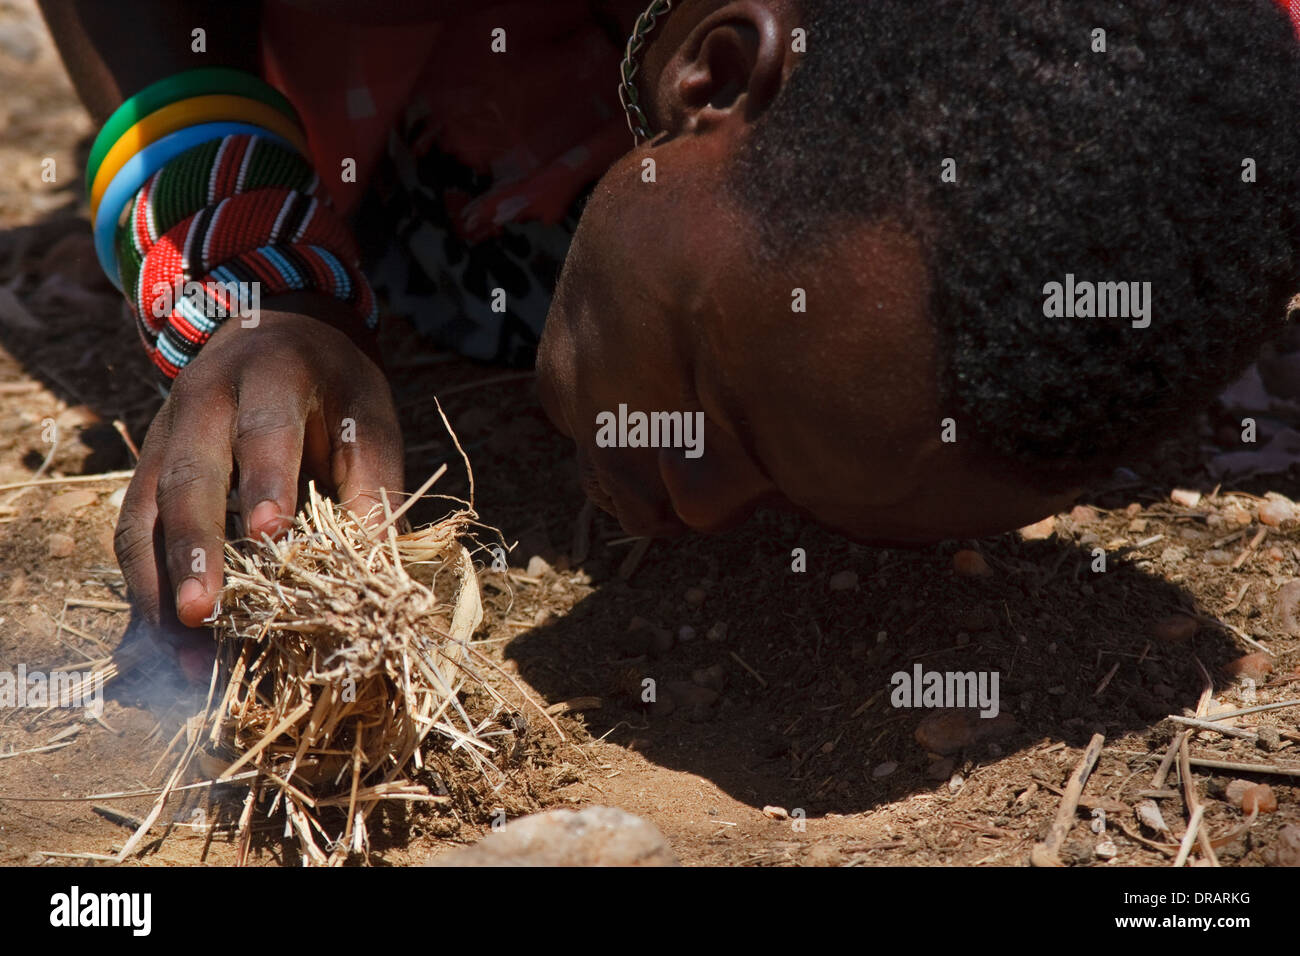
top-left (1, 0), bottom-right (1297, 867)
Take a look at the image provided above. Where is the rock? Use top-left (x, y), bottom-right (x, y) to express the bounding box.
top-left (705, 622), bottom-right (728, 643)
top-left (1170, 488), bottom-right (1202, 508)
top-left (872, 761), bottom-right (898, 779)
top-left (1225, 779), bottom-right (1255, 808)
top-left (525, 555), bottom-right (552, 577)
top-left (684, 587), bottom-right (706, 606)
top-left (47, 488), bottom-right (99, 516)
top-left (1128, 518), bottom-right (1148, 533)
top-left (1242, 784), bottom-right (1277, 815)
top-left (1222, 652), bottom-right (1272, 684)
top-left (1271, 580), bottom-right (1300, 637)
top-left (1259, 498), bottom-right (1296, 527)
top-left (1256, 726), bottom-right (1284, 752)
top-left (1069, 505), bottom-right (1099, 526)
top-left (1226, 504), bottom-right (1253, 526)
top-left (801, 843), bottom-right (845, 867)
top-left (666, 680), bottom-right (717, 720)
top-left (761, 805), bottom-right (789, 821)
top-left (926, 756), bottom-right (955, 780)
top-left (691, 664), bottom-right (727, 692)
top-left (1270, 825), bottom-right (1300, 866)
top-left (427, 807), bottom-right (678, 866)
top-left (828, 570), bottom-right (858, 591)
top-left (1095, 840), bottom-right (1118, 860)
top-left (677, 625), bottom-right (697, 643)
top-left (914, 709), bottom-right (1017, 755)
top-left (1150, 614), bottom-right (1198, 643)
top-left (1159, 545), bottom-right (1190, 564)
top-left (1019, 516), bottom-right (1056, 540)
top-left (952, 549), bottom-right (991, 577)
top-left (47, 533), bottom-right (76, 558)
top-left (1203, 549), bottom-right (1234, 566)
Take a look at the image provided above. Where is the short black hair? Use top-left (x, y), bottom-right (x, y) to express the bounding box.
top-left (733, 0), bottom-right (1299, 490)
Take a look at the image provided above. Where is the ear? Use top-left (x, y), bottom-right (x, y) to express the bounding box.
top-left (648, 0), bottom-right (788, 136)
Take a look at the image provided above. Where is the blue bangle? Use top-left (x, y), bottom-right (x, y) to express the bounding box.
top-left (93, 122), bottom-right (297, 291)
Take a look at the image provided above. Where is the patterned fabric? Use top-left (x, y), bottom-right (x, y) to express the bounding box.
top-left (261, 0), bottom-right (630, 364)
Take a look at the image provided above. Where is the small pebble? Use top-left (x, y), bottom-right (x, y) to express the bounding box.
top-left (705, 622), bottom-right (728, 643)
top-left (677, 625), bottom-right (697, 643)
top-left (761, 806), bottom-right (789, 821)
top-left (1222, 652), bottom-right (1272, 684)
top-left (915, 709), bottom-right (1016, 755)
top-left (872, 761), bottom-right (898, 779)
top-left (47, 533), bottom-right (76, 558)
top-left (1170, 488), bottom-right (1202, 508)
top-left (828, 570), bottom-right (858, 591)
top-left (952, 549), bottom-right (991, 577)
top-left (1225, 779), bottom-right (1255, 808)
top-left (525, 555), bottom-right (552, 577)
top-left (47, 489), bottom-right (98, 516)
top-left (1095, 840), bottom-right (1118, 860)
top-left (1242, 784), bottom-right (1278, 815)
top-left (1259, 498), bottom-right (1295, 527)
top-left (1224, 504), bottom-right (1253, 526)
top-left (1018, 516), bottom-right (1055, 540)
top-left (1127, 518), bottom-right (1148, 533)
top-left (1069, 505), bottom-right (1098, 526)
top-left (1203, 549), bottom-right (1234, 566)
top-left (684, 587), bottom-right (706, 606)
top-left (1256, 726), bottom-right (1284, 753)
top-left (1150, 614), bottom-right (1198, 643)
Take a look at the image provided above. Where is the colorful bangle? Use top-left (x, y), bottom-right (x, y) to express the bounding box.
top-left (94, 123), bottom-right (296, 290)
top-left (89, 94), bottom-right (309, 217)
top-left (134, 187), bottom-right (359, 322)
top-left (142, 244), bottom-right (378, 379)
top-left (114, 134), bottom-right (322, 299)
top-left (86, 67), bottom-right (299, 193)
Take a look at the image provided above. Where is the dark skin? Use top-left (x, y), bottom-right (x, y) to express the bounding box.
top-left (41, 0), bottom-right (1074, 675)
top-left (535, 0), bottom-right (1079, 541)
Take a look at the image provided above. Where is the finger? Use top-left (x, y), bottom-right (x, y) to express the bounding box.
top-left (113, 422), bottom-right (169, 625)
top-left (155, 387), bottom-right (235, 628)
top-left (232, 381), bottom-right (308, 540)
top-left (329, 387), bottom-right (406, 527)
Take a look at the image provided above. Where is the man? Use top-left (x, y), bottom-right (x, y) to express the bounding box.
top-left (37, 0), bottom-right (1300, 659)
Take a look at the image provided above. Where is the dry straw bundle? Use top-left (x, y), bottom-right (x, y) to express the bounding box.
top-left (117, 460), bottom-right (549, 866)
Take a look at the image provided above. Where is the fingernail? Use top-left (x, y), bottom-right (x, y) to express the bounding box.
top-left (176, 577), bottom-right (206, 616)
top-left (249, 499), bottom-right (285, 536)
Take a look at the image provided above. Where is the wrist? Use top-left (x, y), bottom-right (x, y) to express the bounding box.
top-left (261, 290), bottom-right (384, 366)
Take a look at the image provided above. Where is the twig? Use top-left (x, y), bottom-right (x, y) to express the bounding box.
top-left (1166, 715), bottom-right (1256, 740)
top-left (1198, 698), bottom-right (1300, 722)
top-left (0, 470), bottom-right (134, 493)
top-left (1172, 805), bottom-right (1204, 868)
top-left (1178, 733), bottom-right (1219, 866)
top-left (1031, 732), bottom-right (1105, 867)
top-left (730, 651), bottom-right (768, 688)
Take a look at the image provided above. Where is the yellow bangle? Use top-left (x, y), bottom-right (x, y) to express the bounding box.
top-left (89, 94), bottom-right (308, 218)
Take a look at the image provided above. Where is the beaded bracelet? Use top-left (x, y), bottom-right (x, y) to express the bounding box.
top-left (86, 67), bottom-right (299, 194)
top-left (142, 243), bottom-right (377, 379)
top-left (115, 134), bottom-right (323, 302)
top-left (135, 187), bottom-right (361, 324)
top-left (93, 122), bottom-right (296, 290)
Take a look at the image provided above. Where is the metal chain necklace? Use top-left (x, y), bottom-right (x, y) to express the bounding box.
top-left (618, 0), bottom-right (675, 144)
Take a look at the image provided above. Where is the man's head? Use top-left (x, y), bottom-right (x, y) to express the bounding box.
top-left (537, 0), bottom-right (1300, 542)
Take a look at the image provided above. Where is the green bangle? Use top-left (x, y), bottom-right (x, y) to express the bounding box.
top-left (85, 67), bottom-right (299, 193)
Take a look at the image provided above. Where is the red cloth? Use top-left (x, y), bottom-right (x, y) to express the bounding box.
top-left (259, 1), bottom-right (628, 235)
